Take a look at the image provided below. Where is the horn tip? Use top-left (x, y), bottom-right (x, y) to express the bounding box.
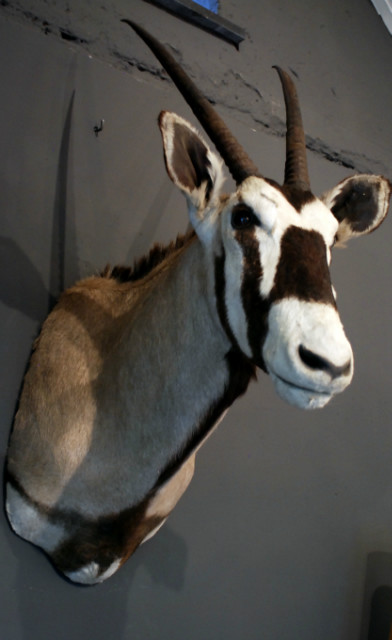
top-left (272, 65), bottom-right (289, 81)
top-left (121, 18), bottom-right (142, 34)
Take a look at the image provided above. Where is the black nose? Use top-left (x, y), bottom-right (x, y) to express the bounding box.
top-left (299, 345), bottom-right (351, 379)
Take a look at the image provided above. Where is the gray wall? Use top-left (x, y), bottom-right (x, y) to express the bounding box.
top-left (1, 2), bottom-right (391, 639)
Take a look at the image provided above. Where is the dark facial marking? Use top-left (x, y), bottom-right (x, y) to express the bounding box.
top-left (331, 179), bottom-right (378, 232)
top-left (281, 185), bottom-right (316, 212)
top-left (270, 226), bottom-right (336, 306)
top-left (235, 227), bottom-right (270, 370)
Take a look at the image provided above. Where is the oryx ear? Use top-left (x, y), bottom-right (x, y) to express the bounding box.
top-left (321, 174), bottom-right (391, 244)
top-left (159, 111), bottom-right (225, 240)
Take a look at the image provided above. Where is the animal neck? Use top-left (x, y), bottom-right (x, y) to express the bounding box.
top-left (99, 236), bottom-right (256, 507)
top-left (51, 236), bottom-right (256, 517)
top-left (121, 235), bottom-right (230, 372)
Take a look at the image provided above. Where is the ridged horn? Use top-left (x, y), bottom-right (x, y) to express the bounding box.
top-left (273, 66), bottom-right (311, 191)
top-left (122, 19), bottom-right (261, 185)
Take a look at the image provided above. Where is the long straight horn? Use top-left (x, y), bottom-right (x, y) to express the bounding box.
top-left (273, 67), bottom-right (311, 191)
top-left (122, 20), bottom-right (261, 185)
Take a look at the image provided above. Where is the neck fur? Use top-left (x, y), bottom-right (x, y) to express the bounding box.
top-left (60, 237), bottom-right (250, 516)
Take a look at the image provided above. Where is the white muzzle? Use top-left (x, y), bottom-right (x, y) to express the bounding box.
top-left (263, 299), bottom-right (354, 409)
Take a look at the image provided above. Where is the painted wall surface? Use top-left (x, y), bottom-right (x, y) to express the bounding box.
top-left (0, 2), bottom-right (391, 639)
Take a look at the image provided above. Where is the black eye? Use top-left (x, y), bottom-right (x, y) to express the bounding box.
top-left (231, 205), bottom-right (256, 230)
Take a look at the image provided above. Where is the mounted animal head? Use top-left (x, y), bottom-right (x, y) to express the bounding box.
top-left (4, 21), bottom-right (391, 588)
top-left (124, 21), bottom-right (390, 410)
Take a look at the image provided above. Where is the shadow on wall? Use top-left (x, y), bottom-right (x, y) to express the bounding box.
top-left (0, 91), bottom-right (78, 325)
top-left (360, 552), bottom-right (392, 639)
top-left (0, 236), bottom-right (54, 322)
top-left (0, 91), bottom-right (79, 448)
top-left (2, 516), bottom-right (188, 639)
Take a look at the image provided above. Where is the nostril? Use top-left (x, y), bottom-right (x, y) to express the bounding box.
top-left (299, 345), bottom-right (330, 371)
top-left (299, 345), bottom-right (351, 379)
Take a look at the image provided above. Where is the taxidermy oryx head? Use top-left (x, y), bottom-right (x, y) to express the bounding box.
top-left (5, 20), bottom-right (390, 585)
top-left (122, 21), bottom-right (390, 409)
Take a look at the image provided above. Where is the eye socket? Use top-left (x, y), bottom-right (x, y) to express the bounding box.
top-left (231, 204), bottom-right (256, 230)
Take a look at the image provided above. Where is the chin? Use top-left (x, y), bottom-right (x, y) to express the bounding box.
top-left (270, 374), bottom-right (333, 410)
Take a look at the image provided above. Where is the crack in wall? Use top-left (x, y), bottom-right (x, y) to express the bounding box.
top-left (209, 96), bottom-right (383, 174)
top-left (0, 3), bottom-right (386, 175)
top-left (111, 49), bottom-right (172, 81)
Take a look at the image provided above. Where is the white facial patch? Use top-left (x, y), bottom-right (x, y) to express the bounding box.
top-left (246, 192), bottom-right (278, 232)
top-left (221, 226), bottom-right (253, 357)
top-left (263, 298), bottom-right (353, 409)
top-left (240, 176), bottom-right (338, 238)
top-left (300, 199), bottom-right (339, 246)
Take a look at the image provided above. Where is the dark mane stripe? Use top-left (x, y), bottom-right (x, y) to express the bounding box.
top-left (102, 230), bottom-right (196, 283)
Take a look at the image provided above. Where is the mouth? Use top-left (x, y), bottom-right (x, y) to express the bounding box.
top-left (270, 372), bottom-right (332, 409)
top-left (274, 373), bottom-right (330, 395)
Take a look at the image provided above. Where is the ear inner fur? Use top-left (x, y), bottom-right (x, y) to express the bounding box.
top-left (171, 120), bottom-right (213, 195)
top-left (321, 174), bottom-right (391, 242)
